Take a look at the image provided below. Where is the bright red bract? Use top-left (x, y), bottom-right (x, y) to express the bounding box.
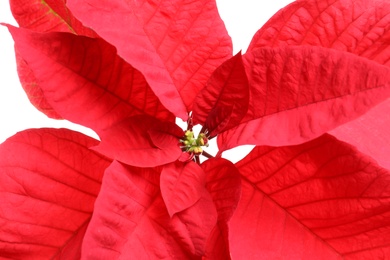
top-left (231, 134), bottom-right (390, 259)
top-left (9, 0), bottom-right (97, 119)
top-left (0, 129), bottom-right (111, 258)
top-left (1, 0), bottom-right (390, 259)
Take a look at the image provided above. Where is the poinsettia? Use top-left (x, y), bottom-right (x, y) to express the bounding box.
top-left (1, 0), bottom-right (390, 259)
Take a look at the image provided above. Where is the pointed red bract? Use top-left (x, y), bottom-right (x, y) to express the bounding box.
top-left (14, 52), bottom-right (62, 119)
top-left (230, 134), bottom-right (390, 259)
top-left (8, 26), bottom-right (174, 133)
top-left (202, 159), bottom-right (241, 221)
top-left (0, 128), bottom-right (111, 259)
top-left (193, 53), bottom-right (249, 137)
top-left (217, 45), bottom-right (390, 152)
top-left (93, 116), bottom-right (183, 167)
top-left (10, 0), bottom-right (96, 35)
top-left (67, 0), bottom-right (233, 118)
top-left (160, 162), bottom-right (208, 217)
top-left (202, 158), bottom-right (241, 259)
top-left (82, 161), bottom-right (217, 258)
top-left (330, 98), bottom-right (390, 169)
top-left (10, 0), bottom-right (98, 119)
top-left (248, 0), bottom-right (390, 67)
top-left (169, 194), bottom-right (217, 256)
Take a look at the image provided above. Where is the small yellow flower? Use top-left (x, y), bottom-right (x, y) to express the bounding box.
top-left (180, 130), bottom-right (209, 155)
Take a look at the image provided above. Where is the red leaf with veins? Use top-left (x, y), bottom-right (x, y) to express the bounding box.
top-left (0, 128), bottom-right (111, 259)
top-left (193, 52), bottom-right (249, 137)
top-left (67, 0), bottom-right (233, 118)
top-left (160, 162), bottom-right (208, 217)
top-left (82, 161), bottom-right (217, 258)
top-left (94, 115), bottom-right (183, 167)
top-left (14, 54), bottom-right (61, 119)
top-left (330, 98), bottom-right (390, 169)
top-left (10, 0), bottom-right (96, 35)
top-left (10, 0), bottom-right (98, 119)
top-left (202, 159), bottom-right (241, 221)
top-left (169, 193), bottom-right (217, 257)
top-left (217, 45), bottom-right (390, 152)
top-left (8, 26), bottom-right (175, 133)
top-left (201, 158), bottom-right (241, 259)
top-left (248, 0), bottom-right (390, 66)
top-left (230, 134), bottom-right (390, 259)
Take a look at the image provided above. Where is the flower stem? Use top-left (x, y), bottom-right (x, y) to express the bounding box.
top-left (195, 155), bottom-right (200, 164)
top-left (187, 114), bottom-right (193, 130)
top-left (202, 151), bottom-right (214, 159)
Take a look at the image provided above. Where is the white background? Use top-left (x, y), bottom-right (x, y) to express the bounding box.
top-left (0, 0), bottom-right (294, 162)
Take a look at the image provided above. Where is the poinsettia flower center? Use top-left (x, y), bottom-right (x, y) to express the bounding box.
top-left (180, 130), bottom-right (209, 154)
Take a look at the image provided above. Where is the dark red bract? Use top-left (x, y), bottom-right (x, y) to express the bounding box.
top-left (1, 0), bottom-right (390, 259)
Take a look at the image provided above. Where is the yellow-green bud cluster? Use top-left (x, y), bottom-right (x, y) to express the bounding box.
top-left (180, 130), bottom-right (209, 154)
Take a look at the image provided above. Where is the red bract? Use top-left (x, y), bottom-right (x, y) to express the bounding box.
top-left (67, 0), bottom-right (233, 119)
top-left (9, 0), bottom-right (98, 119)
top-left (231, 134), bottom-right (390, 259)
top-left (1, 0), bottom-right (390, 259)
top-left (0, 129), bottom-right (111, 258)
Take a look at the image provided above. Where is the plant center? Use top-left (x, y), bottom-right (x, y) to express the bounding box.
top-left (180, 130), bottom-right (209, 154)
